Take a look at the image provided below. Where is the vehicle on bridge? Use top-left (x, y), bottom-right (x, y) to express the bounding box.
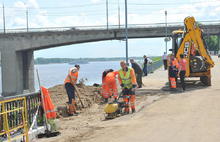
top-left (168, 16), bottom-right (215, 86)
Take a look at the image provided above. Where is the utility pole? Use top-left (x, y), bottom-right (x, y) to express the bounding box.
top-left (24, 3), bottom-right (28, 32)
top-left (165, 11), bottom-right (167, 54)
top-left (118, 0), bottom-right (120, 29)
top-left (125, 0), bottom-right (128, 65)
top-left (106, 0), bottom-right (108, 30)
top-left (3, 3), bottom-right (5, 34)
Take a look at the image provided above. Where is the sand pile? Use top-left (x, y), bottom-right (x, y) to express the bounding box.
top-left (48, 83), bottom-right (103, 117)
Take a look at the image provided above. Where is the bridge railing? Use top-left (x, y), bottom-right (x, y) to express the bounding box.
top-left (1, 20), bottom-right (220, 34)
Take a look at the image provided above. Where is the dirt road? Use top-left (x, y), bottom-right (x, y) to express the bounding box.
top-left (38, 56), bottom-right (220, 142)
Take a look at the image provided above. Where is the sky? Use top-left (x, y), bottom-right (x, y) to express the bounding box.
top-left (2, 0), bottom-right (220, 59)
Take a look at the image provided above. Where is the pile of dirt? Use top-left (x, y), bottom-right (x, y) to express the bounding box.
top-left (48, 83), bottom-right (103, 118)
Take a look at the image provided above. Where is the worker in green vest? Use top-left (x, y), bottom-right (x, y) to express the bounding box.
top-left (118, 60), bottom-right (137, 114)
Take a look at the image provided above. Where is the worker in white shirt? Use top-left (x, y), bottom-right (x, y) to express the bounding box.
top-left (147, 58), bottom-right (154, 73)
top-left (162, 52), bottom-right (168, 70)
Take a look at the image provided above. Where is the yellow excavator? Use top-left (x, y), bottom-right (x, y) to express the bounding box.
top-left (168, 16), bottom-right (215, 86)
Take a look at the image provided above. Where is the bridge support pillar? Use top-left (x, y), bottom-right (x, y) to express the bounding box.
top-left (1, 48), bottom-right (35, 96)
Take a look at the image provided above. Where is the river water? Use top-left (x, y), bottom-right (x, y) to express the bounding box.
top-left (0, 61), bottom-right (124, 93)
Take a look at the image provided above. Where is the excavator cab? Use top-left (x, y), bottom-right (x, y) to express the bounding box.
top-left (169, 16), bottom-right (215, 86)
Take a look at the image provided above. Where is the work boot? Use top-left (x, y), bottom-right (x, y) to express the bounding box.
top-left (74, 111), bottom-right (79, 115)
top-left (104, 98), bottom-right (108, 103)
top-left (171, 88), bottom-right (177, 91)
top-left (132, 109), bottom-right (136, 113)
top-left (68, 113), bottom-right (78, 116)
top-left (122, 111), bottom-right (129, 115)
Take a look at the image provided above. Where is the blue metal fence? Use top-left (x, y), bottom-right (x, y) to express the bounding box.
top-left (144, 60), bottom-right (163, 74)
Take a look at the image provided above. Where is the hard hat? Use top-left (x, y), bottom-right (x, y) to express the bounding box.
top-left (72, 67), bottom-right (77, 73)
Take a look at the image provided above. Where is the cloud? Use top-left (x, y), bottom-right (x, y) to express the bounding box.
top-left (27, 0), bottom-right (39, 9)
top-left (31, 11), bottom-right (51, 27)
top-left (11, 17), bottom-right (26, 27)
top-left (13, 1), bottom-right (26, 8)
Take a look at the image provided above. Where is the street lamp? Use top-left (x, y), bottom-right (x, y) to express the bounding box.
top-left (24, 3), bottom-right (28, 32)
top-left (125, 0), bottom-right (128, 65)
top-left (3, 3), bottom-right (5, 34)
top-left (118, 0), bottom-right (120, 29)
top-left (106, 0), bottom-right (108, 30)
top-left (165, 11), bottom-right (167, 54)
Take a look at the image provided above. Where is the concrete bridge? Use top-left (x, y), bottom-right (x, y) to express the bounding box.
top-left (1, 24), bottom-right (220, 96)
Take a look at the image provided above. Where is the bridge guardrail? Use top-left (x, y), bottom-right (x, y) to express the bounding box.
top-left (1, 20), bottom-right (220, 33)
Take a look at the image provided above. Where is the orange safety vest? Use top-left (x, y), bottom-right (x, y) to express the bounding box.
top-left (41, 86), bottom-right (56, 119)
top-left (64, 70), bottom-right (78, 85)
top-left (169, 58), bottom-right (179, 69)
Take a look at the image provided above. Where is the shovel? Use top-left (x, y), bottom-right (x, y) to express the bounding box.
top-left (36, 69), bottom-right (61, 138)
top-left (72, 84), bottom-right (85, 108)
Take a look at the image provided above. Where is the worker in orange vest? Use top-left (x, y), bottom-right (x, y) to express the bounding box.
top-left (104, 70), bottom-right (119, 102)
top-left (169, 53), bottom-right (179, 90)
top-left (64, 64), bottom-right (80, 116)
top-left (102, 69), bottom-right (114, 102)
top-left (118, 60), bottom-right (137, 114)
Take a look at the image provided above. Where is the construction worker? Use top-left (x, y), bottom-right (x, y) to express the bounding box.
top-left (64, 64), bottom-right (80, 116)
top-left (118, 60), bottom-right (137, 114)
top-left (104, 70), bottom-right (119, 102)
top-left (130, 58), bottom-right (143, 88)
top-left (169, 53), bottom-right (179, 90)
top-left (102, 69), bottom-right (114, 102)
top-left (178, 54), bottom-right (187, 92)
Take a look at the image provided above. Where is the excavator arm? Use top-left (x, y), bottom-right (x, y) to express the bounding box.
top-left (177, 17), bottom-right (214, 67)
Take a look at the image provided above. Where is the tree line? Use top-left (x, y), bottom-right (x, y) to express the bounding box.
top-left (205, 35), bottom-right (219, 53)
top-left (34, 56), bottom-right (159, 65)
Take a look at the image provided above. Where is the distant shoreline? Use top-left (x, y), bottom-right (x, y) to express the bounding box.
top-left (34, 56), bottom-right (160, 65)
top-left (34, 60), bottom-right (122, 65)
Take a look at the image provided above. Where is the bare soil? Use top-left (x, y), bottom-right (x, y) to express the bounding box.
top-left (37, 77), bottom-right (169, 142)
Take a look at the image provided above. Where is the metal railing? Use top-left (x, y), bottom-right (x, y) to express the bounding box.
top-left (146, 59), bottom-right (163, 74)
top-left (1, 20), bottom-right (220, 34)
top-left (0, 97), bottom-right (29, 142)
top-left (0, 92), bottom-right (44, 141)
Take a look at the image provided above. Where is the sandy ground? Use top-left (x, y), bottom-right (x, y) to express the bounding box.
top-left (37, 56), bottom-right (220, 142)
